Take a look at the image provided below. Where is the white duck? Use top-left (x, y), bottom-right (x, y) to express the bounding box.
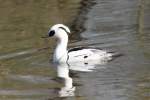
top-left (45, 24), bottom-right (119, 64)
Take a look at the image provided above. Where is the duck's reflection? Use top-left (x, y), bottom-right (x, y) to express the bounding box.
top-left (55, 63), bottom-right (76, 97)
top-left (55, 60), bottom-right (107, 97)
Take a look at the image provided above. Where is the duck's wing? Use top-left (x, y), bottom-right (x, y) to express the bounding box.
top-left (68, 48), bottom-right (91, 62)
top-left (67, 47), bottom-right (123, 63)
top-left (67, 47), bottom-right (106, 62)
top-left (68, 46), bottom-right (103, 53)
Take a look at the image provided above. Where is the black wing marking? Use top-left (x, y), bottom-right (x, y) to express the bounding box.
top-left (68, 47), bottom-right (86, 53)
top-left (68, 46), bottom-right (102, 53)
top-left (84, 56), bottom-right (88, 58)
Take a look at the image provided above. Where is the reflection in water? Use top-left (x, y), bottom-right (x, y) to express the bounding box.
top-left (55, 63), bottom-right (75, 97)
top-left (55, 59), bottom-right (110, 97)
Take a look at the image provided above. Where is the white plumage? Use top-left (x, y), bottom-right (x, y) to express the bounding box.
top-left (68, 48), bottom-right (112, 63)
top-left (46, 24), bottom-right (118, 64)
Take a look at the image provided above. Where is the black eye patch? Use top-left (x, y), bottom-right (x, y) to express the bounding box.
top-left (48, 30), bottom-right (55, 37)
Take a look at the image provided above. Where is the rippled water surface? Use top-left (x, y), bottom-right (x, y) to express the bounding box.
top-left (0, 0), bottom-right (150, 100)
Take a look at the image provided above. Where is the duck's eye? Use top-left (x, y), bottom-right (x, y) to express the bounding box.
top-left (48, 30), bottom-right (55, 37)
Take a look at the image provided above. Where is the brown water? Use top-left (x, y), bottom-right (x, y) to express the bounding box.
top-left (0, 0), bottom-right (150, 100)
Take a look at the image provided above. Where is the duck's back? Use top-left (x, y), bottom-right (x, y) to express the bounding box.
top-left (67, 47), bottom-right (112, 63)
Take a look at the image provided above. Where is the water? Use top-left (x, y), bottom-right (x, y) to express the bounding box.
top-left (0, 0), bottom-right (150, 100)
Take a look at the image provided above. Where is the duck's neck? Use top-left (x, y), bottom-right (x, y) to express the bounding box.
top-left (53, 37), bottom-right (68, 63)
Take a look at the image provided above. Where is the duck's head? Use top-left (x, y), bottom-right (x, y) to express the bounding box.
top-left (47, 24), bottom-right (71, 39)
